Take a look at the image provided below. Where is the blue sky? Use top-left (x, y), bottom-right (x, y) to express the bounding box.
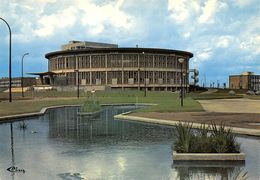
top-left (0, 0), bottom-right (259, 87)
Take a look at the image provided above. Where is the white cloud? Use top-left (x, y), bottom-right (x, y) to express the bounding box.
top-left (34, 7), bottom-right (77, 37)
top-left (183, 32), bottom-right (191, 38)
top-left (4, 0), bottom-right (134, 40)
top-left (238, 16), bottom-right (260, 56)
top-left (197, 48), bottom-right (213, 61)
top-left (240, 35), bottom-right (260, 55)
top-left (77, 0), bottom-right (133, 35)
top-left (234, 0), bottom-right (255, 7)
top-left (216, 36), bottom-right (234, 48)
top-left (168, 0), bottom-right (200, 24)
top-left (198, 0), bottom-right (228, 24)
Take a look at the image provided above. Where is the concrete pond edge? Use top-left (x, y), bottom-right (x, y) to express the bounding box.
top-left (0, 103), bottom-right (152, 123)
top-left (114, 113), bottom-right (260, 137)
top-left (0, 105), bottom-right (81, 123)
top-left (172, 152), bottom-right (245, 161)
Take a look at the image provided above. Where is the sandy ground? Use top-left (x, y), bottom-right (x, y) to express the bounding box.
top-left (198, 98), bottom-right (260, 113)
top-left (132, 98), bottom-right (260, 130)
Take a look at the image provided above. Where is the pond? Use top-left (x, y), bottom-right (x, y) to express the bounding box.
top-left (0, 106), bottom-right (259, 180)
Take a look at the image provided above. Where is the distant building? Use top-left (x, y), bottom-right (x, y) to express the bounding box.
top-left (229, 72), bottom-right (260, 91)
top-left (0, 77), bottom-right (36, 88)
top-left (61, 40), bottom-right (118, 50)
top-left (38, 41), bottom-right (193, 91)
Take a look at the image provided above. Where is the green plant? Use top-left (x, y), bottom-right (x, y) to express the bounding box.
top-left (211, 122), bottom-right (240, 153)
top-left (18, 121), bottom-right (27, 129)
top-left (80, 100), bottom-right (101, 113)
top-left (173, 122), bottom-right (241, 153)
top-left (173, 123), bottom-right (193, 153)
top-left (232, 169), bottom-right (248, 180)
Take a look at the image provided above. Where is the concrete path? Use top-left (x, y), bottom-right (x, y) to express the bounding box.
top-left (198, 98), bottom-right (260, 113)
top-left (200, 88), bottom-right (218, 94)
top-left (118, 98), bottom-right (260, 136)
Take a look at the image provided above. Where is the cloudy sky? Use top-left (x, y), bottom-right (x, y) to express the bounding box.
top-left (0, 0), bottom-right (259, 86)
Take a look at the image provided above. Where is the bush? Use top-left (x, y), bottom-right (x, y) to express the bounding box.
top-left (173, 122), bottom-right (240, 153)
top-left (229, 90), bottom-right (236, 95)
top-left (173, 123), bottom-right (193, 153)
top-left (80, 100), bottom-right (101, 113)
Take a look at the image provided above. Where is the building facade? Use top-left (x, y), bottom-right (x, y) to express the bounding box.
top-left (44, 41), bottom-right (193, 91)
top-left (0, 77), bottom-right (36, 88)
top-left (229, 72), bottom-right (260, 91)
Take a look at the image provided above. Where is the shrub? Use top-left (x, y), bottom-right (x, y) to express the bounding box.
top-left (80, 100), bottom-right (101, 113)
top-left (229, 90), bottom-right (236, 95)
top-left (211, 122), bottom-right (240, 153)
top-left (173, 123), bottom-right (193, 153)
top-left (173, 122), bottom-right (240, 153)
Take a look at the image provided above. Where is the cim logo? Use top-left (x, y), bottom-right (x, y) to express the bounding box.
top-left (7, 166), bottom-right (25, 173)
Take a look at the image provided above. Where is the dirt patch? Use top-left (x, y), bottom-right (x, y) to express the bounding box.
top-left (130, 112), bottom-right (260, 130)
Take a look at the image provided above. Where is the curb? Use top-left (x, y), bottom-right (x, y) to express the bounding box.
top-left (0, 105), bottom-right (80, 123)
top-left (114, 114), bottom-right (260, 137)
top-left (172, 152), bottom-right (245, 161)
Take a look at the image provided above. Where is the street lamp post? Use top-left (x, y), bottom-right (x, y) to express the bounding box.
top-left (21, 53), bottom-right (29, 97)
top-left (0, 17), bottom-right (12, 102)
top-left (183, 72), bottom-right (186, 98)
top-left (178, 58), bottom-right (185, 107)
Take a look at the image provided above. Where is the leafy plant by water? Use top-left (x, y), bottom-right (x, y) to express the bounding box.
top-left (173, 122), bottom-right (240, 153)
top-left (232, 169), bottom-right (248, 180)
top-left (80, 100), bottom-right (101, 113)
top-left (174, 123), bottom-right (193, 153)
top-left (18, 121), bottom-right (27, 130)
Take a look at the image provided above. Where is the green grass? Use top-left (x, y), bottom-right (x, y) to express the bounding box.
top-left (0, 90), bottom-right (203, 117)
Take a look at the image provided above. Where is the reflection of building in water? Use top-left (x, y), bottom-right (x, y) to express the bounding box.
top-left (47, 106), bottom-right (175, 142)
top-left (172, 165), bottom-right (245, 180)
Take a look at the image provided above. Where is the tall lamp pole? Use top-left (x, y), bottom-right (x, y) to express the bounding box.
top-left (178, 58), bottom-right (185, 107)
top-left (0, 17), bottom-right (12, 102)
top-left (21, 53), bottom-right (29, 97)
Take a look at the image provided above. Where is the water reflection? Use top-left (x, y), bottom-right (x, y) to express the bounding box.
top-left (0, 106), bottom-right (258, 179)
top-left (7, 123), bottom-right (26, 180)
top-left (172, 161), bottom-right (245, 180)
top-left (47, 106), bottom-right (176, 144)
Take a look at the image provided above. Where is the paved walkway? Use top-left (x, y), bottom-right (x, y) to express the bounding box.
top-left (126, 98), bottom-right (260, 136)
top-left (198, 98), bottom-right (260, 113)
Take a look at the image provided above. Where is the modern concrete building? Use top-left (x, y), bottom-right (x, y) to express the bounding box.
top-left (43, 41), bottom-right (193, 91)
top-left (229, 72), bottom-right (260, 91)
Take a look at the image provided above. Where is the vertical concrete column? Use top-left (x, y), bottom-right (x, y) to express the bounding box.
top-left (165, 55), bottom-right (167, 68)
top-left (105, 54), bottom-right (108, 85)
top-left (153, 54), bottom-right (155, 90)
top-left (186, 57), bottom-right (189, 92)
top-left (65, 57), bottom-right (67, 69)
top-left (75, 55), bottom-right (79, 86)
top-left (122, 54), bottom-right (124, 90)
top-left (90, 55), bottom-right (92, 85)
top-left (76, 55), bottom-right (78, 69)
top-left (138, 53), bottom-right (140, 90)
top-left (166, 71), bottom-right (168, 91)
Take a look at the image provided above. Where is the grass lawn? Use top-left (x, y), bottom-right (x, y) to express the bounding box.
top-left (0, 91), bottom-right (203, 117)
